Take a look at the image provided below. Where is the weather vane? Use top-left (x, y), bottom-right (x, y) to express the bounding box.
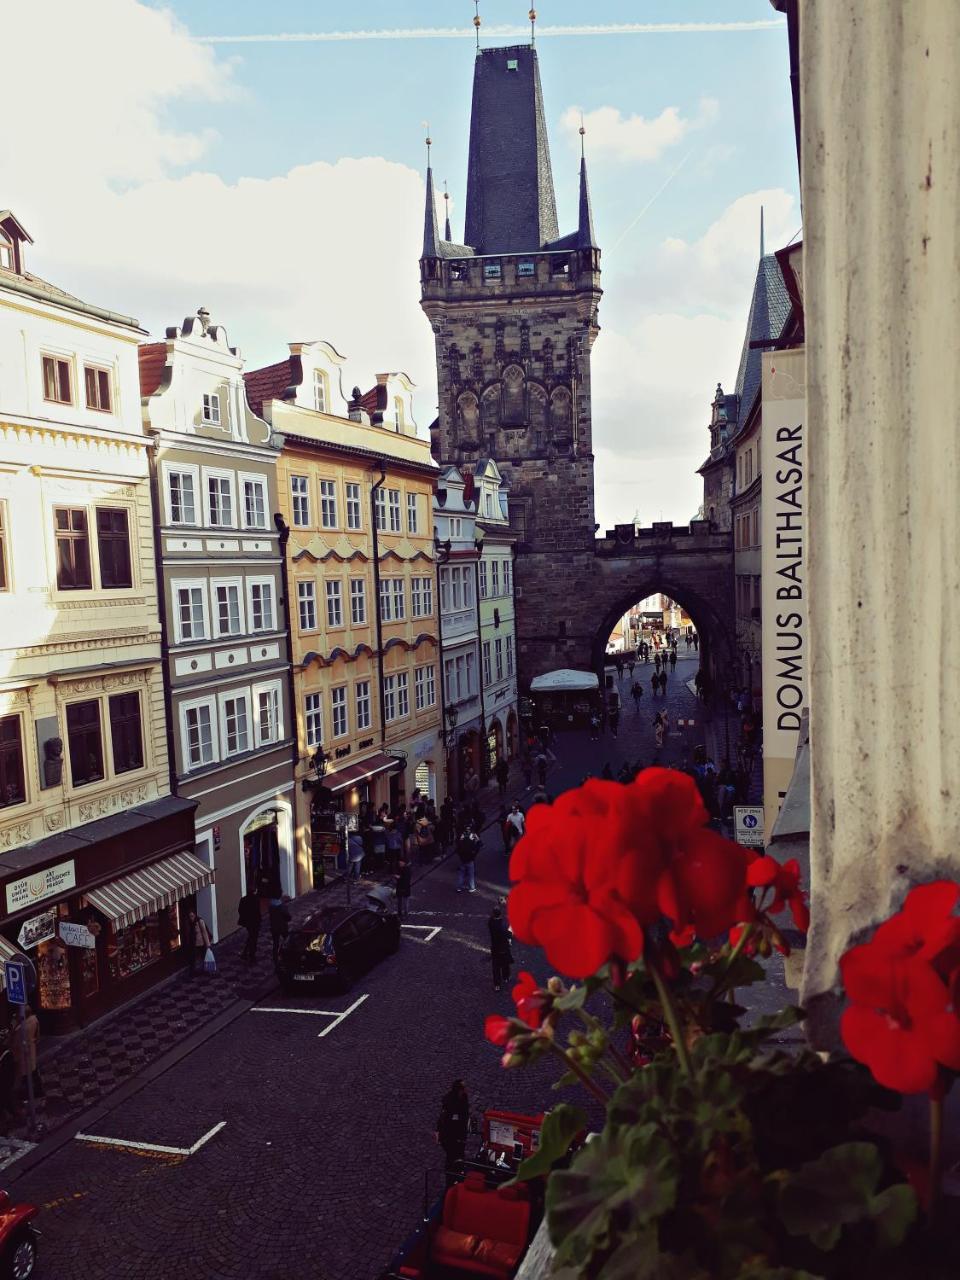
top-left (474, 1), bottom-right (481, 53)
top-left (422, 120), bottom-right (432, 167)
top-left (530, 8), bottom-right (537, 47)
top-left (579, 111), bottom-right (586, 158)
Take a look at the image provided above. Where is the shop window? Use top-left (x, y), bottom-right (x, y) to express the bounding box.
top-left (0, 714), bottom-right (26, 808)
top-left (108, 913), bottom-right (163, 981)
top-left (36, 938), bottom-right (71, 1011)
top-left (96, 507), bottom-right (132, 588)
top-left (66, 699), bottom-right (104, 787)
top-left (54, 507), bottom-right (92, 590)
top-left (109, 691), bottom-right (144, 774)
top-left (517, 260), bottom-right (536, 278)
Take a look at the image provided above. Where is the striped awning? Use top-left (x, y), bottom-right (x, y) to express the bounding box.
top-left (83, 850), bottom-right (214, 931)
top-left (0, 936), bottom-right (29, 990)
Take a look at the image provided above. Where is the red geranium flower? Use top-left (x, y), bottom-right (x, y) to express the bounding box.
top-left (657, 828), bottom-right (751, 941)
top-left (748, 856), bottom-right (810, 932)
top-left (840, 942), bottom-right (960, 1094)
top-left (512, 971), bottom-right (547, 1028)
top-left (872, 881), bottom-right (960, 971)
top-left (484, 1015), bottom-right (515, 1047)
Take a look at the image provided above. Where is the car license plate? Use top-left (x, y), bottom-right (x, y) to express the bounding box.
top-left (293, 973), bottom-right (314, 982)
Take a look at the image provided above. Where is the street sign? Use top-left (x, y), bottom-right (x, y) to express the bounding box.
top-left (3, 960), bottom-right (27, 1006)
top-left (60, 921), bottom-right (96, 949)
top-left (734, 805), bottom-right (765, 848)
top-left (18, 909), bottom-right (57, 950)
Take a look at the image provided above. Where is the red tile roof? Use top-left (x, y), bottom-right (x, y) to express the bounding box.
top-left (359, 383), bottom-right (386, 419)
top-left (138, 342), bottom-right (168, 398)
top-left (244, 358), bottom-right (295, 417)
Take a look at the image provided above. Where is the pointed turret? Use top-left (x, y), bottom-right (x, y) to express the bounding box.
top-left (444, 182), bottom-right (452, 241)
top-left (760, 204), bottom-right (765, 259)
top-left (422, 164), bottom-right (441, 259)
top-left (577, 155), bottom-right (598, 250)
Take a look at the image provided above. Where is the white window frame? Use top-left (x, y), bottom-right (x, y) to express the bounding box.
top-left (163, 462), bottom-right (200, 527)
top-left (439, 569), bottom-right (450, 615)
top-left (415, 664), bottom-right (436, 711)
top-left (171, 578), bottom-right (209, 644)
top-left (491, 559), bottom-right (501, 596)
top-left (355, 680), bottom-right (372, 731)
top-left (297, 580), bottom-right (317, 632)
top-left (412, 576), bottom-right (433, 619)
top-left (463, 568), bottom-right (475, 608)
top-left (304, 692), bottom-right (323, 749)
top-left (290, 474), bottom-right (311, 527)
top-left (449, 517), bottom-right (463, 538)
top-left (396, 671), bottom-right (410, 718)
top-left (202, 392), bottom-right (222, 426)
top-left (325, 579), bottom-right (343, 628)
top-left (450, 566), bottom-right (464, 611)
top-left (211, 576), bottom-right (244, 637)
top-left (478, 560), bottom-right (488, 599)
top-left (313, 368), bottom-right (328, 413)
top-left (482, 640), bottom-right (492, 685)
top-left (247, 576), bottom-right (276, 633)
top-left (240, 472), bottom-right (268, 530)
top-left (345, 482), bottom-right (362, 531)
top-left (180, 696), bottom-right (218, 771)
top-left (331, 686), bottom-right (349, 739)
top-left (506, 633), bottom-right (515, 677)
top-left (387, 488), bottom-right (402, 533)
top-left (374, 488), bottom-right (387, 531)
top-left (253, 679), bottom-right (284, 747)
top-left (406, 492), bottom-right (419, 534)
top-left (495, 636), bottom-right (504, 681)
top-left (203, 467), bottom-right (236, 529)
top-left (485, 492), bottom-right (494, 517)
top-left (319, 478), bottom-right (338, 530)
top-left (350, 577), bottom-right (367, 626)
top-left (218, 690), bottom-right (251, 758)
top-left (391, 578), bottom-right (406, 620)
top-left (444, 656), bottom-right (457, 704)
top-left (383, 674), bottom-right (397, 722)
top-left (379, 579), bottom-right (393, 623)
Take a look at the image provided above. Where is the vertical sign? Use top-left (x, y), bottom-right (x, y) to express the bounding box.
top-left (761, 347), bottom-right (807, 839)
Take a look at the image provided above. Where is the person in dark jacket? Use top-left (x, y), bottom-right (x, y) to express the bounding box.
top-left (436, 1080), bottom-right (470, 1182)
top-left (238, 890), bottom-right (261, 963)
top-left (456, 824), bottom-right (480, 893)
top-left (488, 902), bottom-right (513, 991)
top-left (395, 859), bottom-right (412, 920)
top-left (268, 898), bottom-right (291, 966)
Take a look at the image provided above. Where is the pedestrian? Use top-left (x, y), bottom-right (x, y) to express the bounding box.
top-left (654, 653), bottom-right (662, 673)
top-left (632, 680), bottom-right (643, 712)
top-left (436, 1080), bottom-right (470, 1183)
top-left (589, 711), bottom-right (600, 740)
top-left (627, 657), bottom-right (636, 679)
top-left (456, 823), bottom-right (480, 893)
top-left (385, 819), bottom-right (404, 872)
top-left (395, 858), bottom-right (412, 920)
top-left (654, 713), bottom-right (664, 749)
top-left (669, 649), bottom-right (677, 670)
top-left (494, 756), bottom-right (509, 798)
top-left (657, 670), bottom-right (666, 695)
top-left (535, 751), bottom-right (547, 786)
top-left (238, 888), bottom-right (261, 963)
top-left (10, 1005), bottom-right (42, 1113)
top-left (693, 633), bottom-right (699, 651)
top-left (609, 708), bottom-right (619, 738)
top-left (488, 901), bottom-right (513, 991)
top-left (268, 897), bottom-right (291, 966)
top-left (521, 754), bottom-right (533, 787)
top-left (505, 801), bottom-right (525, 849)
top-left (615, 655), bottom-right (624, 680)
top-left (183, 908), bottom-right (212, 978)
top-left (415, 814), bottom-right (436, 864)
top-left (348, 827), bottom-right (365, 879)
top-left (651, 672), bottom-right (659, 697)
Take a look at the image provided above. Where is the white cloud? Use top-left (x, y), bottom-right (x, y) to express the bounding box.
top-left (562, 98), bottom-right (718, 164)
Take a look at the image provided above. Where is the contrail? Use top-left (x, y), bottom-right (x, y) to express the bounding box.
top-left (611, 151), bottom-right (693, 251)
top-left (197, 20), bottom-right (784, 45)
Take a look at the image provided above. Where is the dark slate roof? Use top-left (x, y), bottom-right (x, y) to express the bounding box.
top-left (244, 358), bottom-right (297, 417)
top-left (732, 252), bottom-right (791, 421)
top-left (577, 156), bottom-right (598, 250)
top-left (464, 45), bottom-right (559, 254)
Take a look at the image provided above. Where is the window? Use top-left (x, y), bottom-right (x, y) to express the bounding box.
top-left (242, 475), bottom-right (267, 529)
top-left (383, 674), bottom-right (397, 722)
top-left (167, 468), bottom-right (197, 525)
top-left (445, 652), bottom-right (475, 703)
top-left (66, 700), bottom-right (104, 787)
top-left (439, 571), bottom-right (449, 615)
top-left (320, 479), bottom-right (338, 529)
top-left (485, 493), bottom-right (494, 516)
top-left (414, 665), bottom-right (436, 711)
top-left (0, 716), bottom-right (26, 809)
top-left (379, 579), bottom-right (393, 623)
top-left (503, 559), bottom-right (512, 595)
top-left (346, 482), bottom-right (362, 530)
top-left (752, 508), bottom-right (759, 546)
top-left (490, 559), bottom-right (501, 596)
top-left (96, 508), bottom-right (132, 588)
top-left (374, 488), bottom-right (386, 531)
top-left (478, 560), bottom-right (488, 599)
top-left (174, 583), bottom-right (207, 642)
top-left (42, 354), bottom-right (72, 404)
top-left (391, 578), bottom-right (406, 620)
top-left (221, 694), bottom-right (250, 756)
top-left (506, 634), bottom-right (515, 677)
top-left (248, 579), bottom-right (275, 632)
top-left (183, 701), bottom-right (216, 769)
top-left (350, 578), bottom-right (366, 625)
top-left (449, 517), bottom-right (463, 538)
top-left (331, 687), bottom-right (348, 738)
top-left (0, 233), bottom-right (11, 271)
top-left (396, 672), bottom-right (409, 718)
top-left (54, 508), bottom-right (92, 590)
top-left (291, 475), bottom-right (311, 527)
top-left (313, 368), bottom-right (327, 413)
top-left (463, 567), bottom-right (474, 609)
top-left (0, 503), bottom-right (7, 591)
top-left (495, 637), bottom-right (504, 681)
top-left (406, 492), bottom-right (419, 533)
top-left (482, 640), bottom-right (492, 685)
top-left (394, 396), bottom-right (405, 432)
top-left (355, 680), bottom-right (371, 730)
top-left (207, 473), bottom-right (234, 527)
top-left (388, 489), bottom-right (402, 532)
top-left (517, 259), bottom-right (536, 277)
top-left (213, 580), bottom-right (243, 636)
top-left (202, 392), bottom-right (221, 425)
top-left (305, 692), bottom-right (323, 749)
top-left (483, 261), bottom-right (502, 281)
top-left (297, 581), bottom-right (317, 631)
top-left (84, 365), bottom-right (112, 413)
top-left (106, 691), bottom-right (144, 775)
top-left (255, 683), bottom-right (282, 745)
top-left (325, 580), bottom-right (343, 628)
top-left (449, 566), bottom-right (464, 611)
top-left (411, 576), bottom-right (433, 618)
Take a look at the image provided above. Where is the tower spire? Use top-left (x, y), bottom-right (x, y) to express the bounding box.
top-left (760, 204), bottom-right (765, 258)
top-left (577, 118), bottom-right (598, 250)
top-left (529, 7), bottom-right (537, 47)
top-left (422, 124), bottom-right (441, 258)
top-left (443, 180), bottom-right (452, 242)
top-left (473, 1), bottom-right (481, 53)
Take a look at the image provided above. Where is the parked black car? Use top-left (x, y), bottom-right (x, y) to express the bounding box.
top-left (277, 893), bottom-right (400, 993)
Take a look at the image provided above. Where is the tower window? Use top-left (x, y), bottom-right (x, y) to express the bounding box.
top-left (483, 262), bottom-right (502, 281)
top-left (506, 59), bottom-right (519, 71)
top-left (517, 260), bottom-right (536, 278)
top-left (551, 258), bottom-right (570, 278)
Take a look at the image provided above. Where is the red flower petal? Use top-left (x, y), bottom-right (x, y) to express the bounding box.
top-left (532, 901), bottom-right (624, 978)
top-left (841, 1005), bottom-right (939, 1094)
top-left (747, 857), bottom-right (779, 887)
top-left (485, 1015), bottom-right (514, 1047)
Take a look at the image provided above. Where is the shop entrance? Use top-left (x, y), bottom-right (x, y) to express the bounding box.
top-left (414, 760), bottom-right (436, 803)
top-left (243, 810), bottom-right (283, 900)
top-left (487, 720), bottom-right (504, 773)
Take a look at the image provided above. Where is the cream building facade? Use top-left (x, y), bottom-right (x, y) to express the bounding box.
top-left (475, 460), bottom-right (520, 772)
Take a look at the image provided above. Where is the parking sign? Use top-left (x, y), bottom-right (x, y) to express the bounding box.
top-left (4, 960), bottom-right (27, 1006)
top-left (734, 805), bottom-right (765, 848)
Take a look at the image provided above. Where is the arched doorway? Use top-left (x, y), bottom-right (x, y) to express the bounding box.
top-left (458, 729), bottom-right (481, 798)
top-left (487, 718), bottom-right (504, 773)
top-left (506, 709), bottom-right (519, 759)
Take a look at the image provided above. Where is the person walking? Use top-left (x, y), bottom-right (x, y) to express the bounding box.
top-left (11, 1005), bottom-right (42, 1117)
top-left (238, 889), bottom-right (261, 964)
top-left (348, 828), bottom-right (365, 880)
top-left (535, 751), bottom-right (548, 786)
top-left (632, 680), bottom-right (643, 712)
top-left (627, 657), bottom-right (636, 679)
top-left (385, 820), bottom-right (404, 873)
top-left (456, 823), bottom-right (480, 893)
top-left (669, 648), bottom-right (677, 671)
top-left (654, 711), bottom-right (665, 749)
top-left (505, 801), bottom-right (525, 851)
top-left (183, 908), bottom-right (212, 978)
top-left (609, 707), bottom-right (620, 738)
top-left (415, 813), bottom-right (436, 864)
top-left (268, 897), bottom-right (291, 966)
top-left (654, 652), bottom-right (662, 673)
top-left (436, 1080), bottom-right (470, 1183)
top-left (488, 901), bottom-right (513, 991)
top-left (494, 756), bottom-right (509, 798)
top-left (395, 858), bottom-right (412, 920)
top-left (650, 671), bottom-right (659, 697)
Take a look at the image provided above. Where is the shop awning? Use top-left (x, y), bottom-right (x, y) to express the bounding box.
top-left (83, 850), bottom-right (214, 931)
top-left (0, 935), bottom-right (29, 990)
top-left (323, 752), bottom-right (401, 794)
top-left (529, 669), bottom-right (599, 693)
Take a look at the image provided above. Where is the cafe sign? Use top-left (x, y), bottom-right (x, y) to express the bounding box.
top-left (5, 859), bottom-right (76, 914)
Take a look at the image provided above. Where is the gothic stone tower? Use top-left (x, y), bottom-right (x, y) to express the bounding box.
top-left (420, 43), bottom-right (602, 678)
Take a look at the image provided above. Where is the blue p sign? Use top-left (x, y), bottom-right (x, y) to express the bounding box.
top-left (4, 960), bottom-right (27, 1006)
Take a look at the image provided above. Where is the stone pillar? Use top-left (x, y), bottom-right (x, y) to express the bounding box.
top-left (800, 2), bottom-right (960, 1041)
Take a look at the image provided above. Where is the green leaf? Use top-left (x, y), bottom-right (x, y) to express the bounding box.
top-left (596, 1235), bottom-right (710, 1280)
top-left (869, 1183), bottom-right (918, 1249)
top-left (511, 1103), bottom-right (587, 1184)
top-left (553, 985), bottom-right (587, 1012)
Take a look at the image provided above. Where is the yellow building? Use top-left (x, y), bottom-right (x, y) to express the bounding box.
top-left (245, 345), bottom-right (442, 890)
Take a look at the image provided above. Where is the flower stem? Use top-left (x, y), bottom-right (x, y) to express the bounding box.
top-left (711, 923), bottom-right (756, 999)
top-left (649, 961), bottom-right (693, 1081)
top-left (548, 1040), bottom-right (609, 1105)
top-left (929, 1093), bottom-right (944, 1226)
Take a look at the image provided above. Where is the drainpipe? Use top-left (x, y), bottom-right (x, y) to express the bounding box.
top-left (146, 434), bottom-right (178, 797)
top-left (474, 535), bottom-right (487, 784)
top-left (272, 512), bottom-right (299, 772)
top-left (435, 532), bottom-right (451, 794)
top-left (370, 464), bottom-right (388, 746)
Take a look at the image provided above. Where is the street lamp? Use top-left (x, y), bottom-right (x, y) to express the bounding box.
top-left (310, 747), bottom-right (329, 783)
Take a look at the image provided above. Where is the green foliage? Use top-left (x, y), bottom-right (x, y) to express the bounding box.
top-left (511, 1103), bottom-right (587, 1184)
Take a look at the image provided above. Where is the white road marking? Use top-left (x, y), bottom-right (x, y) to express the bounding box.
top-left (252, 1006), bottom-right (345, 1017)
top-left (317, 992), bottom-right (369, 1038)
top-left (401, 924), bottom-right (443, 943)
top-left (188, 1120), bottom-right (227, 1154)
top-left (75, 1121), bottom-right (226, 1158)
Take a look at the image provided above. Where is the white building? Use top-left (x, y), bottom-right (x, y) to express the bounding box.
top-left (474, 460), bottom-right (520, 771)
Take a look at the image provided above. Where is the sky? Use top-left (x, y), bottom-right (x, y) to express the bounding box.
top-left (2, 1), bottom-right (800, 529)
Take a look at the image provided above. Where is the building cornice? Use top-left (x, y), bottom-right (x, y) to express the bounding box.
top-left (1, 414), bottom-right (149, 455)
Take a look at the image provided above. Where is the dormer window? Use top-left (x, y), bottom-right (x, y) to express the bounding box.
top-left (0, 232), bottom-right (12, 271)
top-left (393, 396), bottom-right (404, 432)
top-left (485, 493), bottom-right (493, 516)
top-left (202, 392), bottom-right (221, 425)
top-left (313, 368), bottom-right (327, 413)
